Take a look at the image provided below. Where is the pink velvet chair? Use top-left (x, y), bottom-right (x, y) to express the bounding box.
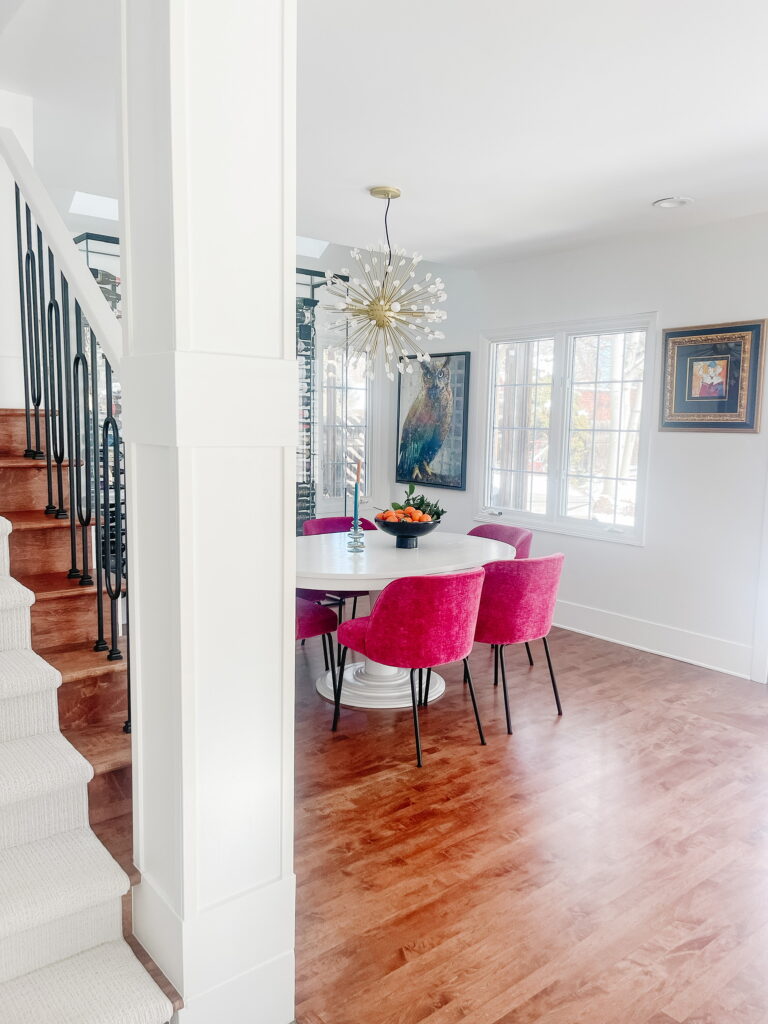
top-left (467, 523), bottom-right (533, 558)
top-left (334, 569), bottom-right (486, 766)
top-left (303, 516), bottom-right (377, 537)
top-left (300, 516), bottom-right (377, 619)
top-left (296, 597), bottom-right (338, 686)
top-left (473, 554), bottom-right (564, 733)
top-left (468, 522), bottom-right (536, 670)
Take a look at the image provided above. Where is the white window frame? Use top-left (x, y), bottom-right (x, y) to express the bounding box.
top-left (314, 336), bottom-right (374, 516)
top-left (478, 312), bottom-right (657, 546)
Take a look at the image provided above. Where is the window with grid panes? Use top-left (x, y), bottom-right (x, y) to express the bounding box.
top-left (317, 341), bottom-right (370, 510)
top-left (484, 316), bottom-right (652, 542)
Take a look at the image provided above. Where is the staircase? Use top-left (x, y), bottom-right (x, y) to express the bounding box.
top-left (0, 503), bottom-right (174, 1020)
top-left (0, 131), bottom-right (182, 1020)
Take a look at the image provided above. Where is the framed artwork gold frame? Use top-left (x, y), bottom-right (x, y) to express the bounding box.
top-left (660, 319), bottom-right (766, 432)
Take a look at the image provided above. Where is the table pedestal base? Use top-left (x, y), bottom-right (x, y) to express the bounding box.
top-left (315, 656), bottom-right (446, 710)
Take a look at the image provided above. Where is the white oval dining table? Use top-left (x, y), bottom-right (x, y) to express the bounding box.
top-left (296, 530), bottom-right (513, 709)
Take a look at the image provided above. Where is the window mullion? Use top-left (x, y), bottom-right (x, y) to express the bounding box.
top-left (513, 343), bottom-right (532, 509)
top-left (548, 331), bottom-right (569, 523)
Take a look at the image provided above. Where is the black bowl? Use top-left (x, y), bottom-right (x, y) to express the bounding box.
top-left (375, 518), bottom-right (441, 549)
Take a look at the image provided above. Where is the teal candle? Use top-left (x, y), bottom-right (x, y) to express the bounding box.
top-left (353, 482), bottom-right (359, 526)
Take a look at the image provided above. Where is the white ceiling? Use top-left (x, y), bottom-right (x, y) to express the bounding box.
top-left (298, 0), bottom-right (768, 265)
top-left (2, 1), bottom-right (767, 264)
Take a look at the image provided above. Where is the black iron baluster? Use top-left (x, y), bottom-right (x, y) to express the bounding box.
top-left (103, 358), bottom-right (124, 663)
top-left (23, 204), bottom-right (43, 459)
top-left (61, 276), bottom-right (80, 577)
top-left (47, 252), bottom-right (67, 518)
top-left (91, 329), bottom-right (107, 653)
top-left (123, 597), bottom-right (131, 733)
top-left (14, 185), bottom-right (32, 457)
top-left (73, 302), bottom-right (93, 586)
top-left (36, 226), bottom-right (55, 512)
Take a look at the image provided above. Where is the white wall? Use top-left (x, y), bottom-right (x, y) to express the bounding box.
top-left (473, 215), bottom-right (768, 679)
top-left (0, 88), bottom-right (33, 408)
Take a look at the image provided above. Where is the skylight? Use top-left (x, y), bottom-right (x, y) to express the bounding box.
top-left (296, 236), bottom-right (329, 258)
top-left (69, 191), bottom-right (119, 221)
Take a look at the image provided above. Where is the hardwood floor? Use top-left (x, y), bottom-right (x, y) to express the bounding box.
top-left (295, 626), bottom-right (768, 1024)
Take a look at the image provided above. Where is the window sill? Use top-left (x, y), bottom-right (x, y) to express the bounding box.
top-left (473, 510), bottom-right (645, 547)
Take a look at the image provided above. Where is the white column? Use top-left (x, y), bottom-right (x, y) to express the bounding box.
top-left (120, 1), bottom-right (297, 1020)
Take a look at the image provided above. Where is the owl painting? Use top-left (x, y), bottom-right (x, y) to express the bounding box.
top-left (396, 353), bottom-right (470, 490)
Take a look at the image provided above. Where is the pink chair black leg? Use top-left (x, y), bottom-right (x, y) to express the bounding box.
top-left (498, 645), bottom-right (513, 734)
top-left (422, 668), bottom-right (433, 706)
top-left (332, 645), bottom-right (348, 732)
top-left (542, 635), bottom-right (563, 715)
top-left (463, 659), bottom-right (486, 747)
top-left (408, 669), bottom-right (423, 766)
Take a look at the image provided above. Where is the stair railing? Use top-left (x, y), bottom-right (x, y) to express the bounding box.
top-left (0, 128), bottom-right (130, 729)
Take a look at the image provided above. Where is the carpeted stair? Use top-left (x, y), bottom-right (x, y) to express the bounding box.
top-left (0, 516), bottom-right (173, 1023)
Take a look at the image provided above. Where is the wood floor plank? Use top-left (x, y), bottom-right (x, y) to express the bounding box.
top-left (295, 629), bottom-right (768, 1024)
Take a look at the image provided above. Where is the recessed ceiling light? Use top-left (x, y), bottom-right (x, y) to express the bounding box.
top-left (68, 191), bottom-right (119, 220)
top-left (652, 196), bottom-right (694, 209)
top-left (296, 236), bottom-right (330, 258)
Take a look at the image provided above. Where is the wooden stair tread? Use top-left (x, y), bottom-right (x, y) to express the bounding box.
top-left (64, 723), bottom-right (131, 775)
top-left (46, 642), bottom-right (127, 682)
top-left (16, 571), bottom-right (106, 600)
top-left (0, 455), bottom-right (51, 469)
top-left (126, 935), bottom-right (184, 1012)
top-left (5, 509), bottom-right (71, 531)
top-left (92, 812), bottom-right (139, 885)
top-left (90, 816), bottom-right (183, 1011)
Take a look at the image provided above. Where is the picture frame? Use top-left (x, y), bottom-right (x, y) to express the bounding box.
top-left (395, 351), bottom-right (470, 490)
top-left (660, 320), bottom-right (765, 432)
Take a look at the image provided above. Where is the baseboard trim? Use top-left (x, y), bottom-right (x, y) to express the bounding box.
top-left (554, 599), bottom-right (754, 680)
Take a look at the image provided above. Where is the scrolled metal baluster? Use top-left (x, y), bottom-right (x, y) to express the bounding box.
top-left (36, 226), bottom-right (55, 512)
top-left (123, 599), bottom-right (131, 733)
top-left (23, 204), bottom-right (43, 459)
top-left (15, 185), bottom-right (32, 456)
top-left (61, 277), bottom-right (80, 577)
top-left (91, 329), bottom-right (107, 653)
top-left (102, 361), bottom-right (124, 663)
top-left (73, 302), bottom-right (93, 586)
top-left (47, 252), bottom-right (67, 518)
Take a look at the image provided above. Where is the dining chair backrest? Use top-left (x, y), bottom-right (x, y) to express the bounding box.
top-left (303, 516), bottom-right (377, 536)
top-left (362, 569), bottom-right (485, 669)
top-left (474, 554), bottom-right (564, 646)
top-left (295, 597), bottom-right (337, 640)
top-left (468, 523), bottom-right (533, 559)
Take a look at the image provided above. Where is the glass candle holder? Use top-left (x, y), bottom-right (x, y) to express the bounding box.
top-left (346, 518), bottom-right (365, 552)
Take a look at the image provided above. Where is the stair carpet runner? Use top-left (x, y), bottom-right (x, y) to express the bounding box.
top-left (0, 516), bottom-right (172, 1023)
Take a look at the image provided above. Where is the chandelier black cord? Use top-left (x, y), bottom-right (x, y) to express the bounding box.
top-left (384, 197), bottom-right (392, 266)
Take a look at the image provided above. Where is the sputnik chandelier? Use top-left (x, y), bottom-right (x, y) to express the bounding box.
top-left (323, 186), bottom-right (447, 380)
